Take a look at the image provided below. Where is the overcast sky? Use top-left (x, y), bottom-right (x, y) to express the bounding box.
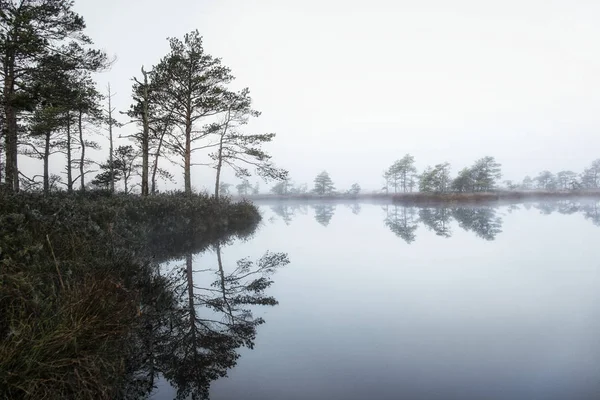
top-left (35, 0), bottom-right (600, 192)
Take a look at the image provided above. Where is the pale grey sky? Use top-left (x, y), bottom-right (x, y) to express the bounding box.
top-left (26, 0), bottom-right (600, 192)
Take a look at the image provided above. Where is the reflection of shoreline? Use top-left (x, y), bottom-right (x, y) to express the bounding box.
top-left (239, 190), bottom-right (600, 205)
top-left (529, 200), bottom-right (600, 226)
top-left (269, 200), bottom-right (600, 242)
top-left (383, 205), bottom-right (502, 242)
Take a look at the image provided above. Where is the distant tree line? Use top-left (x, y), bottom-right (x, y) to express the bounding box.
top-left (261, 170), bottom-right (360, 198)
top-left (517, 159), bottom-right (600, 191)
top-left (257, 155), bottom-right (600, 197)
top-left (1, 0), bottom-right (286, 195)
top-left (403, 156), bottom-right (600, 194)
top-left (260, 155), bottom-right (502, 196)
top-left (383, 154), bottom-right (502, 194)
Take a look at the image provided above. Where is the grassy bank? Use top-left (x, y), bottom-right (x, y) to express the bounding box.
top-left (0, 190), bottom-right (260, 400)
top-left (239, 190), bottom-right (600, 204)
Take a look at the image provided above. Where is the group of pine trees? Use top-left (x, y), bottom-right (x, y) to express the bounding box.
top-left (262, 154), bottom-right (501, 196)
top-left (1, 0), bottom-right (286, 196)
top-left (257, 155), bottom-right (600, 197)
top-left (264, 170), bottom-right (360, 197)
top-left (518, 159), bottom-right (600, 191)
top-left (382, 155), bottom-right (600, 194)
top-left (382, 154), bottom-right (502, 194)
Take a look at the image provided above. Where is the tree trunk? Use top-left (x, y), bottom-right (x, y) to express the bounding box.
top-left (214, 158), bottom-right (222, 200)
top-left (185, 253), bottom-right (197, 350)
top-left (43, 130), bottom-right (50, 193)
top-left (78, 110), bottom-right (85, 191)
top-left (141, 129), bottom-right (149, 195)
top-left (107, 84), bottom-right (115, 193)
top-left (216, 243), bottom-right (234, 322)
top-left (151, 115), bottom-right (171, 195)
top-left (3, 62), bottom-right (19, 192)
top-left (0, 117), bottom-right (3, 186)
top-left (151, 136), bottom-right (163, 195)
top-left (184, 116), bottom-right (192, 195)
top-left (66, 112), bottom-right (73, 192)
top-left (140, 70), bottom-right (150, 196)
top-left (214, 110), bottom-right (231, 200)
top-left (141, 136), bottom-right (149, 195)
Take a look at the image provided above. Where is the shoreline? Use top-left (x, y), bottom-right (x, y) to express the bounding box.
top-left (235, 190), bottom-right (600, 205)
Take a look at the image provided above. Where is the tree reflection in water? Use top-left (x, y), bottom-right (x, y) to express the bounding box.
top-left (451, 207), bottom-right (502, 241)
top-left (345, 202), bottom-right (362, 215)
top-left (312, 204), bottom-right (336, 226)
top-left (418, 207), bottom-right (453, 238)
top-left (383, 205), bottom-right (418, 244)
top-left (270, 203), bottom-right (308, 225)
top-left (532, 199), bottom-right (600, 226)
top-left (266, 200), bottom-right (600, 243)
top-left (123, 199), bottom-right (600, 397)
top-left (122, 239), bottom-right (289, 399)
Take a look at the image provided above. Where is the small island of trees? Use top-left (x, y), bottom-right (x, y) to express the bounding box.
top-left (232, 155), bottom-right (600, 203)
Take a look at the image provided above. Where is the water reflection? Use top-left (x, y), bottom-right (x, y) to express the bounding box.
top-left (270, 203), bottom-right (308, 225)
top-left (120, 261), bottom-right (179, 398)
top-left (121, 236), bottom-right (289, 399)
top-left (182, 199), bottom-right (600, 400)
top-left (345, 202), bottom-right (362, 215)
top-left (383, 206), bottom-right (418, 244)
top-left (583, 203), bottom-right (600, 226)
top-left (312, 204), bottom-right (336, 227)
top-left (267, 199), bottom-right (600, 242)
top-left (418, 207), bottom-right (453, 238)
top-left (530, 200), bottom-right (600, 226)
top-left (452, 207), bottom-right (503, 241)
top-left (384, 204), bottom-right (502, 242)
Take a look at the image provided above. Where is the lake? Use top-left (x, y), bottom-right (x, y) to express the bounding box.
top-left (151, 199), bottom-right (600, 400)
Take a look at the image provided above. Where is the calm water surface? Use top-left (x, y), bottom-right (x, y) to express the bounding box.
top-left (153, 200), bottom-right (600, 400)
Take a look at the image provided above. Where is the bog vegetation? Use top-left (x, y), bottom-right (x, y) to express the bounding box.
top-left (0, 189), bottom-right (264, 399)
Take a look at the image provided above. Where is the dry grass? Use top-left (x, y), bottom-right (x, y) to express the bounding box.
top-left (0, 272), bottom-right (138, 400)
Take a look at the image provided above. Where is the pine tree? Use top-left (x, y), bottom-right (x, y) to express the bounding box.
top-left (210, 89), bottom-right (287, 199)
top-left (312, 171), bottom-right (335, 195)
top-left (385, 154), bottom-right (417, 193)
top-left (1, 0), bottom-right (106, 191)
top-left (419, 163), bottom-right (451, 193)
top-left (153, 30), bottom-right (234, 195)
